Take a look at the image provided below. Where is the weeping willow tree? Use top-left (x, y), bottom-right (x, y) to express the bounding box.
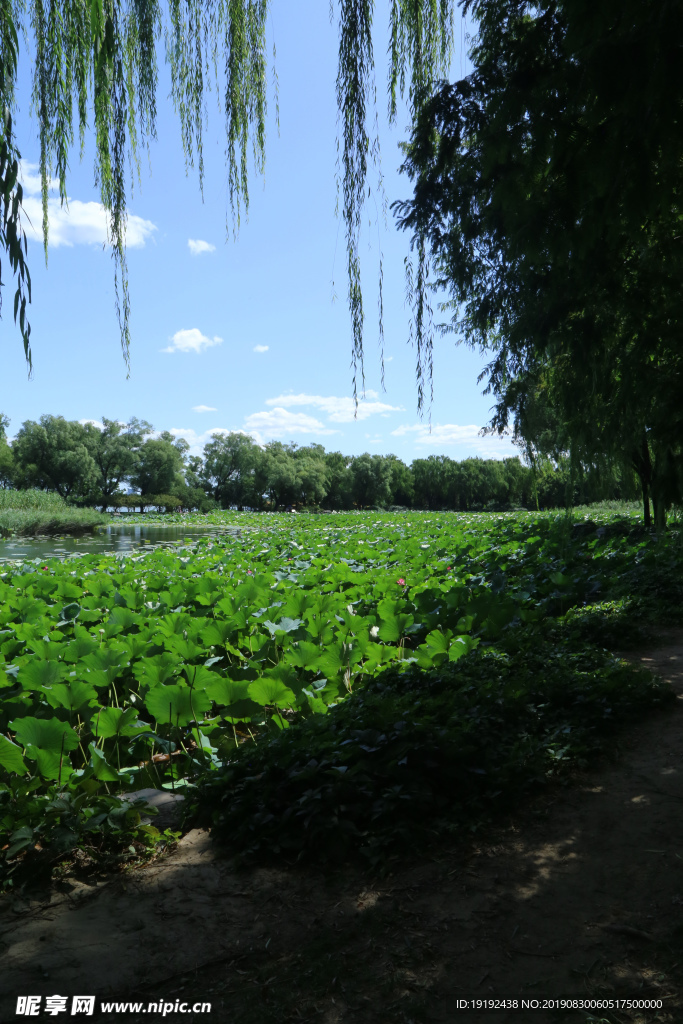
top-left (0, 0), bottom-right (457, 396)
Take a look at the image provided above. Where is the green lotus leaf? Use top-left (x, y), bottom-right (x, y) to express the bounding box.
top-left (62, 634), bottom-right (99, 662)
top-left (285, 641), bottom-right (322, 671)
top-left (133, 652), bottom-right (181, 689)
top-left (82, 645), bottom-right (128, 684)
top-left (448, 634), bottom-right (480, 662)
top-left (377, 611), bottom-right (414, 643)
top-left (60, 602), bottom-right (81, 622)
top-left (94, 705), bottom-right (147, 739)
top-left (205, 676), bottom-right (251, 706)
top-left (220, 698), bottom-right (262, 723)
top-left (144, 683), bottom-right (212, 726)
top-left (26, 638), bottom-right (62, 660)
top-left (183, 665), bottom-right (220, 690)
top-left (0, 734), bottom-right (28, 775)
top-left (10, 716), bottom-right (80, 754)
top-left (55, 580), bottom-right (83, 601)
top-left (17, 659), bottom-right (64, 691)
top-left (87, 742), bottom-right (119, 781)
top-left (247, 677), bottom-right (296, 708)
top-left (104, 606), bottom-right (136, 635)
top-left (201, 619), bottom-right (238, 648)
top-left (42, 679), bottom-right (98, 711)
top-left (32, 747), bottom-right (75, 781)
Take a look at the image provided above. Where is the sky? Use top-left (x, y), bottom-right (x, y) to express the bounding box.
top-left (3, 1), bottom-right (518, 466)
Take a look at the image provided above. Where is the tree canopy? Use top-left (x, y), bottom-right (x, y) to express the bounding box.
top-left (1, 0), bottom-right (458, 394)
top-left (395, 0), bottom-right (683, 524)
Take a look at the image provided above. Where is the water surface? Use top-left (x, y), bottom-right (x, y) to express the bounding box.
top-left (0, 523), bottom-right (237, 565)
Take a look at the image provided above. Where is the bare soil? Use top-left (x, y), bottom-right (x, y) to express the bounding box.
top-left (3, 635), bottom-right (683, 1024)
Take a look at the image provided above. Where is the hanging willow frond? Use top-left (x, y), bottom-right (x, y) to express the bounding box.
top-left (5, 0), bottom-right (456, 395)
top-left (0, 0), bottom-right (32, 369)
top-left (338, 0), bottom-right (455, 405)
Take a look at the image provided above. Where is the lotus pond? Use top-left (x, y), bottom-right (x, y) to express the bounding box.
top-left (1, 508), bottom-right (681, 880)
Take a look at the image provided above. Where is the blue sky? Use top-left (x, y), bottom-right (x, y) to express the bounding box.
top-left (5, 1), bottom-right (517, 465)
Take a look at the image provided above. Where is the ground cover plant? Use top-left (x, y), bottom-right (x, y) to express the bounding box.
top-left (0, 490), bottom-right (108, 538)
top-left (0, 507), bottom-right (679, 886)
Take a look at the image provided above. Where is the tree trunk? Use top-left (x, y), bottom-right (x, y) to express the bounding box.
top-left (631, 434), bottom-right (653, 527)
top-left (641, 477), bottom-right (652, 528)
top-left (653, 491), bottom-right (667, 532)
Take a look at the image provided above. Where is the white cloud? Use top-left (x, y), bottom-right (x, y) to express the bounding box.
top-left (20, 163), bottom-right (60, 195)
top-left (265, 389), bottom-right (403, 423)
top-left (168, 426), bottom-right (232, 455)
top-left (168, 426), bottom-right (258, 456)
top-left (193, 405), bottom-right (217, 413)
top-left (243, 407), bottom-right (340, 441)
top-left (162, 329), bottom-right (223, 354)
top-left (20, 161), bottom-right (156, 249)
top-left (172, 408), bottom-right (340, 454)
top-left (188, 238), bottom-right (216, 256)
top-left (390, 422), bottom-right (517, 458)
top-left (253, 344), bottom-right (269, 353)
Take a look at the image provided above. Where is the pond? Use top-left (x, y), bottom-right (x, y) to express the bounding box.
top-left (0, 523), bottom-right (238, 565)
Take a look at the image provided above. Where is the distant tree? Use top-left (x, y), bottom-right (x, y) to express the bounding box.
top-left (12, 416), bottom-right (97, 498)
top-left (323, 451), bottom-right (352, 509)
top-left (130, 433), bottom-right (186, 496)
top-left (349, 453), bottom-right (392, 508)
top-left (184, 455), bottom-right (205, 492)
top-left (290, 445), bottom-right (329, 506)
top-left (263, 443), bottom-right (300, 509)
top-left (296, 458), bottom-right (329, 507)
top-left (412, 456), bottom-right (446, 508)
top-left (82, 417), bottom-right (152, 510)
top-left (0, 414), bottom-right (13, 487)
top-left (202, 432), bottom-right (261, 508)
top-left (500, 457), bottom-right (533, 508)
top-left (147, 494), bottom-right (182, 513)
top-left (385, 454), bottom-right (414, 507)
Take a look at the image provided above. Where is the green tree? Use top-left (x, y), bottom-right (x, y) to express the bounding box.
top-left (385, 454), bottom-right (414, 507)
top-left (291, 445), bottom-right (330, 507)
top-left (412, 455), bottom-right (446, 508)
top-left (349, 453), bottom-right (392, 508)
top-left (323, 451), bottom-right (352, 509)
top-left (263, 442), bottom-right (300, 509)
top-left (0, 413), bottom-right (13, 487)
top-left (202, 432), bottom-right (261, 508)
top-left (12, 415), bottom-right (97, 498)
top-left (83, 417), bottom-right (152, 510)
top-left (395, 0), bottom-right (683, 525)
top-left (130, 432), bottom-right (186, 497)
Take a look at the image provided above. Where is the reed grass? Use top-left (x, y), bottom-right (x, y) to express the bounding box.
top-left (0, 489), bottom-right (107, 536)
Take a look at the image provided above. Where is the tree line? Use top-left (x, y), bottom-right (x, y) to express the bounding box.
top-left (0, 414), bottom-right (639, 513)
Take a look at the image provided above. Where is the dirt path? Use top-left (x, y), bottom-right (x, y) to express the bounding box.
top-left (3, 636), bottom-right (683, 1023)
